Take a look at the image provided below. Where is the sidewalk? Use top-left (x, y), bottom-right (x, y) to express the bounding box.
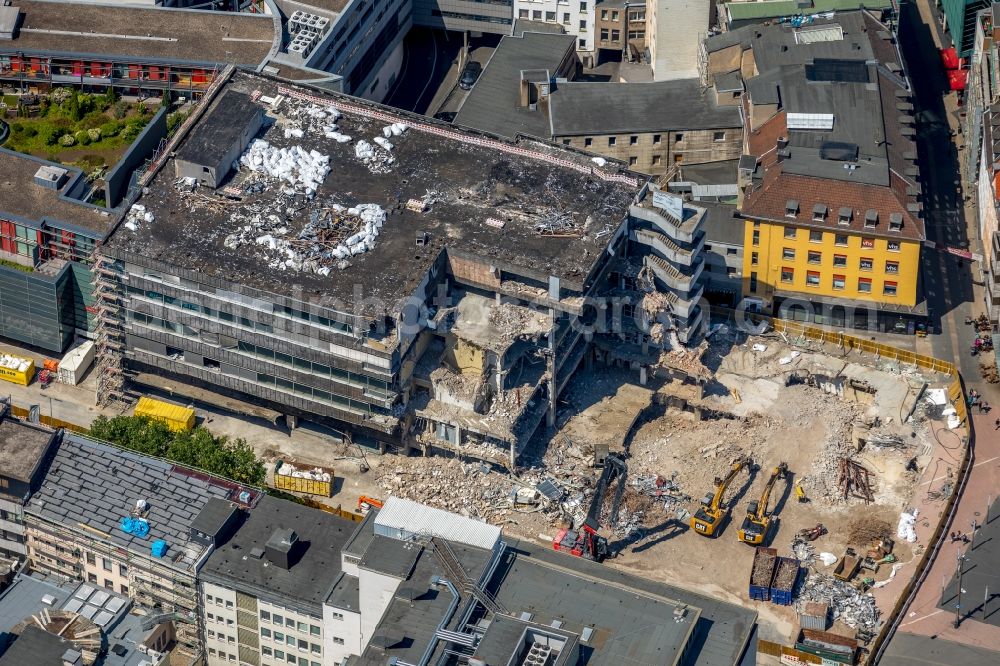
top-left (888, 410), bottom-right (1000, 649)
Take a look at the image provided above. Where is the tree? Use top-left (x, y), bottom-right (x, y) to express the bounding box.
top-left (64, 90), bottom-right (82, 122)
top-left (89, 415), bottom-right (266, 486)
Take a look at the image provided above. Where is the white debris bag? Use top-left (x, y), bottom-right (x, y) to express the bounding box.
top-left (819, 552), bottom-right (838, 566)
top-left (897, 510), bottom-right (918, 543)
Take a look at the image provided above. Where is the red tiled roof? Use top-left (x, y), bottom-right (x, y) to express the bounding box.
top-left (740, 110), bottom-right (925, 242)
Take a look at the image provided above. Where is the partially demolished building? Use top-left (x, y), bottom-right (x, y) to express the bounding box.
top-left (98, 70), bottom-right (708, 463)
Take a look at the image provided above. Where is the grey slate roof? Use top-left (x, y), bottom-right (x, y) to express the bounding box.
top-left (454, 31), bottom-right (577, 141)
top-left (0, 624), bottom-right (71, 666)
top-left (25, 434), bottom-right (237, 572)
top-left (200, 495), bottom-right (356, 615)
top-left (549, 78), bottom-right (742, 135)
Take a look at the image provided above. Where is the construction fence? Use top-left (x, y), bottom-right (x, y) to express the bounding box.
top-left (7, 404), bottom-right (89, 434)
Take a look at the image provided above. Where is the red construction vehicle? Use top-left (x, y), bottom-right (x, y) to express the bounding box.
top-left (357, 495), bottom-right (383, 514)
top-left (553, 454), bottom-right (627, 562)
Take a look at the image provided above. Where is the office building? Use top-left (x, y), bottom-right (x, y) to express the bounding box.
top-left (94, 68), bottom-right (723, 465)
top-left (704, 11), bottom-right (927, 330)
top-left (454, 30), bottom-right (742, 175)
top-left (0, 406), bottom-right (57, 559)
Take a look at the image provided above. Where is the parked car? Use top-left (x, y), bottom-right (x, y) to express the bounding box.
top-left (459, 61), bottom-right (483, 90)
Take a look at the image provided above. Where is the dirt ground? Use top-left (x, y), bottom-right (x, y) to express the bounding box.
top-left (370, 332), bottom-right (950, 644)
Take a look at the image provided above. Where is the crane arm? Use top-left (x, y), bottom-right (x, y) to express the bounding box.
top-left (755, 463), bottom-right (787, 520)
top-left (710, 457), bottom-right (748, 510)
top-left (584, 454), bottom-right (628, 533)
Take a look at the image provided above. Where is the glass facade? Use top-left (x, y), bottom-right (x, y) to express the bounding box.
top-left (0, 266), bottom-right (72, 351)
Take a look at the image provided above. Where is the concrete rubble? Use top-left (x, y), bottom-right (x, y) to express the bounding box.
top-left (796, 571), bottom-right (881, 632)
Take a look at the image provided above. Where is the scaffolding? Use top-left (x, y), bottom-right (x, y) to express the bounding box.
top-left (92, 250), bottom-right (130, 408)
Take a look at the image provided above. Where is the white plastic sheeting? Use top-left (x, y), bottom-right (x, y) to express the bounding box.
top-left (123, 203), bottom-right (154, 232)
top-left (240, 139), bottom-right (331, 197)
top-left (897, 509), bottom-right (918, 543)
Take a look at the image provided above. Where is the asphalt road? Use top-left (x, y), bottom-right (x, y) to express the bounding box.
top-left (895, 1), bottom-right (980, 377)
top-left (383, 28), bottom-right (462, 116)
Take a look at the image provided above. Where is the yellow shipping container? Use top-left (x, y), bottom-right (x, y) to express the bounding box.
top-left (0, 356), bottom-right (34, 386)
top-left (134, 397), bottom-right (196, 432)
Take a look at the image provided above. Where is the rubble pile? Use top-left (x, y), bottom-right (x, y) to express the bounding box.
top-left (806, 400), bottom-right (867, 505)
top-left (488, 303), bottom-right (551, 344)
top-left (240, 139), bottom-right (330, 197)
top-left (123, 203), bottom-right (153, 232)
top-left (796, 572), bottom-right (881, 631)
top-left (222, 202), bottom-right (386, 274)
top-left (376, 458), bottom-right (515, 522)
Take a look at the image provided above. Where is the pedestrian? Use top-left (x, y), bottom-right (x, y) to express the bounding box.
top-left (985, 403), bottom-right (992, 414)
top-left (950, 531), bottom-right (957, 543)
top-left (963, 534), bottom-right (970, 544)
top-left (994, 417), bottom-right (999, 430)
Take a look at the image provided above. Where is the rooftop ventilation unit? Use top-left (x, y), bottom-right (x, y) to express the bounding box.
top-left (34, 165), bottom-right (68, 190)
top-left (787, 113), bottom-right (834, 131)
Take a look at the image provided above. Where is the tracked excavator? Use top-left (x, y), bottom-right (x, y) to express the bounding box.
top-left (553, 454), bottom-right (627, 562)
top-left (691, 456), bottom-right (752, 537)
top-left (737, 462), bottom-right (789, 545)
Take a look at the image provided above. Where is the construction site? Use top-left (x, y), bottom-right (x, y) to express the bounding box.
top-left (372, 321), bottom-right (962, 658)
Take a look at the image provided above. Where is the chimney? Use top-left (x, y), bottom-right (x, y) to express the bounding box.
top-left (518, 77), bottom-right (532, 108)
top-left (265, 528), bottom-right (299, 570)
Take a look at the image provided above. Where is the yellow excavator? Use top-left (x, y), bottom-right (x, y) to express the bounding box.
top-left (691, 456), bottom-right (752, 537)
top-left (738, 462), bottom-right (789, 545)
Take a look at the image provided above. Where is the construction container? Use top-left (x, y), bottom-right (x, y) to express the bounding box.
top-left (749, 547), bottom-right (777, 601)
top-left (0, 354), bottom-right (34, 386)
top-left (770, 557), bottom-right (801, 606)
top-left (273, 460), bottom-right (333, 497)
top-left (134, 396), bottom-right (196, 432)
top-left (795, 629), bottom-right (857, 665)
top-left (57, 340), bottom-right (95, 386)
top-left (799, 602), bottom-right (829, 632)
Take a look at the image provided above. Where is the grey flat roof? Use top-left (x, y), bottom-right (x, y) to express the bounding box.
top-left (549, 79), bottom-right (742, 135)
top-left (0, 416), bottom-right (54, 485)
top-left (0, 624), bottom-right (71, 665)
top-left (348, 541), bottom-right (493, 666)
top-left (25, 434), bottom-right (238, 572)
top-left (699, 202), bottom-right (742, 246)
top-left (881, 632), bottom-right (1000, 666)
top-left (176, 90), bottom-right (259, 167)
top-left (358, 535), bottom-right (421, 578)
top-left (190, 497), bottom-right (237, 537)
top-left (494, 540), bottom-right (757, 666)
top-left (5, 0), bottom-right (275, 66)
top-left (512, 18), bottom-right (567, 36)
top-left (200, 495), bottom-right (356, 615)
top-left (0, 575), bottom-right (74, 635)
top-left (110, 71), bottom-right (638, 305)
top-left (680, 159), bottom-right (739, 186)
top-left (454, 31), bottom-right (577, 141)
top-left (325, 571), bottom-right (360, 612)
top-left (0, 149), bottom-right (108, 235)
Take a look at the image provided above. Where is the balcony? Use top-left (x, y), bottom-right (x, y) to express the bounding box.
top-left (644, 254), bottom-right (704, 292)
top-left (631, 228), bottom-right (704, 266)
top-left (630, 195), bottom-right (704, 244)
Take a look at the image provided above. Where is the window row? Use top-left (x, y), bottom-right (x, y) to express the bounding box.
top-left (259, 645), bottom-right (322, 666)
top-left (779, 227), bottom-right (902, 252)
top-left (260, 611), bottom-right (322, 636)
top-left (259, 627), bottom-right (321, 654)
top-left (779, 269), bottom-right (898, 296)
top-left (778, 249), bottom-right (899, 273)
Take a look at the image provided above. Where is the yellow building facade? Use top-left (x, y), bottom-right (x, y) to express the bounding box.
top-left (741, 219), bottom-right (921, 309)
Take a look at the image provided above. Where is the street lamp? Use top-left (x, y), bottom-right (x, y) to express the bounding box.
top-left (955, 550), bottom-right (967, 628)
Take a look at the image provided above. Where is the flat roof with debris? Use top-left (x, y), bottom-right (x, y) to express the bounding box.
top-left (109, 71), bottom-right (639, 307)
top-left (0, 415), bottom-right (55, 485)
top-left (4, 0), bottom-right (276, 66)
top-left (0, 149), bottom-right (108, 235)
